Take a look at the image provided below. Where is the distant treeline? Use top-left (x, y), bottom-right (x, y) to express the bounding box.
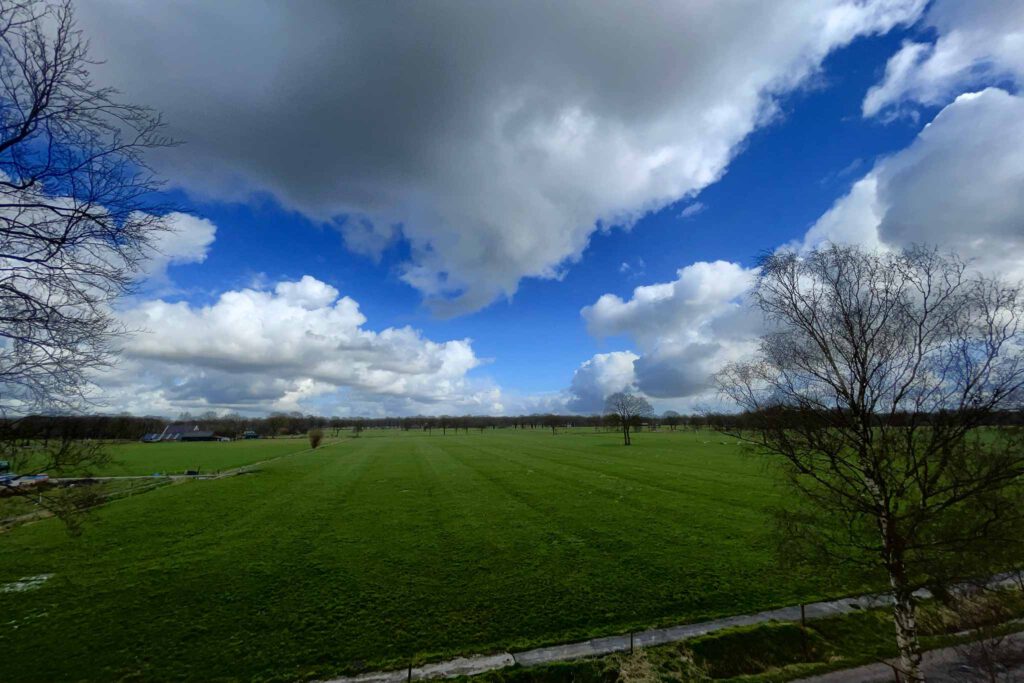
top-left (6, 411), bottom-right (714, 441)
top-left (4, 408), bottom-right (1022, 441)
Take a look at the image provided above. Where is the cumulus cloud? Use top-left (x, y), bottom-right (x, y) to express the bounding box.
top-left (566, 351), bottom-right (639, 413)
top-left (577, 86), bottom-right (1024, 406)
top-left (806, 88), bottom-right (1024, 281)
top-left (583, 261), bottom-right (758, 347)
top-left (863, 0), bottom-right (1024, 117)
top-left (579, 261), bottom-right (760, 402)
top-left (99, 276), bottom-right (498, 415)
top-left (137, 212), bottom-right (217, 284)
top-left (75, 0), bottom-right (924, 314)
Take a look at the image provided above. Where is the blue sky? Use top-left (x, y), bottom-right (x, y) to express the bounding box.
top-left (73, 1), bottom-right (1024, 417)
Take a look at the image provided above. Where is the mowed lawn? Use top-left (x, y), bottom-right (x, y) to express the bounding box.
top-left (21, 436), bottom-right (323, 477)
top-left (0, 429), bottom-right (856, 682)
top-left (96, 437), bottom-right (325, 476)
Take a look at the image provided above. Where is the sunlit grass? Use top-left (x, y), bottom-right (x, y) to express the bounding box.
top-left (0, 429), bottom-right (859, 682)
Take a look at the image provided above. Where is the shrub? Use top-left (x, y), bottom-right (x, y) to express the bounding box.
top-left (308, 428), bottom-right (324, 449)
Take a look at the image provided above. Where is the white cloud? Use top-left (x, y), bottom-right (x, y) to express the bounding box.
top-left (76, 0), bottom-right (925, 315)
top-left (806, 88), bottom-right (1024, 281)
top-left (576, 87), bottom-right (1024, 406)
top-left (863, 0), bottom-right (1024, 117)
top-left (578, 261), bottom-right (760, 402)
top-left (137, 213), bottom-right (217, 283)
top-left (566, 351), bottom-right (639, 413)
top-left (584, 261), bottom-right (758, 347)
top-left (678, 202), bottom-right (706, 219)
top-left (98, 276), bottom-right (498, 415)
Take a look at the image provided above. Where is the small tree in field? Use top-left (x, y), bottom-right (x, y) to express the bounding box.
top-left (717, 245), bottom-right (1024, 682)
top-left (307, 428), bottom-right (323, 449)
top-left (542, 414), bottom-right (561, 435)
top-left (605, 392), bottom-right (652, 446)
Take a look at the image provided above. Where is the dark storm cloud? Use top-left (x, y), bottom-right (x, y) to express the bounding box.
top-left (76, 1), bottom-right (925, 313)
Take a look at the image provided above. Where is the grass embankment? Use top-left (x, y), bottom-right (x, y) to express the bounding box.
top-left (0, 429), bottom-right (864, 681)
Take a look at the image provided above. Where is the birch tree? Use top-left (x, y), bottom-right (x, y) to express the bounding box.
top-left (717, 245), bottom-right (1024, 681)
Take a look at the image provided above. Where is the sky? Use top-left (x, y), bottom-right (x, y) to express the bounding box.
top-left (72, 0), bottom-right (1024, 418)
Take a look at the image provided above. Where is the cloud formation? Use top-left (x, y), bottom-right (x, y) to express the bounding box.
top-left (863, 0), bottom-right (1024, 117)
top-left (807, 88), bottom-right (1024, 281)
top-left (137, 213), bottom-right (217, 284)
top-left (566, 351), bottom-right (639, 413)
top-left (577, 87), bottom-right (1024, 407)
top-left (76, 0), bottom-right (924, 314)
top-left (102, 275), bottom-right (499, 415)
top-left (581, 261), bottom-right (759, 402)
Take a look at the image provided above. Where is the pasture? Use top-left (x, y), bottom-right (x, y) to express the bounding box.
top-left (95, 437), bottom-right (324, 476)
top-left (0, 429), bottom-right (859, 682)
top-left (18, 436), bottom-right (321, 478)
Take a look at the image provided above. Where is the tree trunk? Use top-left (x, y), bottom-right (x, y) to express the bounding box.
top-left (623, 424), bottom-right (631, 446)
top-left (870, 475), bottom-right (925, 682)
top-left (890, 581), bottom-right (924, 682)
top-left (880, 528), bottom-right (923, 682)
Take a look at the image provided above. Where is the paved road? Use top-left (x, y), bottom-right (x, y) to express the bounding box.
top-left (795, 632), bottom-right (1024, 682)
top-left (321, 574), bottom-right (1022, 683)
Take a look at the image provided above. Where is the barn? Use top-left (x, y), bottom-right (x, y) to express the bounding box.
top-left (156, 424), bottom-right (217, 442)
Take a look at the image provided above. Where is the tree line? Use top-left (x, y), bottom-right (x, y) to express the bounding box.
top-left (7, 406), bottom-right (1023, 443)
top-left (2, 409), bottom-right (717, 441)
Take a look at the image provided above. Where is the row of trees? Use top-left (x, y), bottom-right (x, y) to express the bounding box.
top-left (5, 408), bottom-right (735, 441)
top-left (9, 403), bottom-right (1024, 443)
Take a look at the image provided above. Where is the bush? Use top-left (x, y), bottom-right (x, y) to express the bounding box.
top-left (308, 428), bottom-right (324, 449)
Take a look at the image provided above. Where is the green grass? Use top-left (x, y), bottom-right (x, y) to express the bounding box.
top-left (0, 429), bottom-right (861, 682)
top-left (94, 437), bottom-right (322, 476)
top-left (21, 436), bottom-right (320, 477)
top-left (465, 593), bottom-right (1024, 682)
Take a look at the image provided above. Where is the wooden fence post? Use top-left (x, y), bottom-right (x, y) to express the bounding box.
top-left (800, 604), bottom-right (808, 660)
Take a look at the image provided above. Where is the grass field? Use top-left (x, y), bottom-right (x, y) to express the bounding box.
top-left (0, 429), bottom-right (862, 682)
top-left (95, 437), bottom-right (324, 476)
top-left (19, 436), bottom-right (321, 477)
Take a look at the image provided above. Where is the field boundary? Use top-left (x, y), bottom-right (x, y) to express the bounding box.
top-left (320, 573), bottom-right (1023, 683)
top-left (0, 438), bottom-right (343, 530)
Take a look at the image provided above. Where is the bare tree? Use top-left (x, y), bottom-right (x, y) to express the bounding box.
top-left (605, 392), bottom-right (652, 446)
top-left (717, 245), bottom-right (1024, 682)
top-left (0, 0), bottom-right (174, 529)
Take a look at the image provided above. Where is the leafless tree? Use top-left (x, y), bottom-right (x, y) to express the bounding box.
top-left (0, 0), bottom-right (174, 529)
top-left (605, 392), bottom-right (652, 446)
top-left (716, 245), bottom-right (1024, 682)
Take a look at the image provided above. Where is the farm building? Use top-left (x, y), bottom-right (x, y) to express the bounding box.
top-left (152, 424), bottom-right (217, 442)
top-left (181, 430), bottom-right (216, 442)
